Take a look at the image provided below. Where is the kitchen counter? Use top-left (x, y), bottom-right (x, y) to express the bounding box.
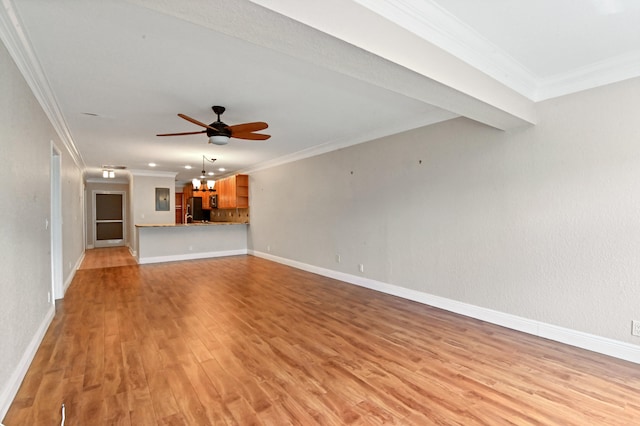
top-left (135, 222), bottom-right (248, 264)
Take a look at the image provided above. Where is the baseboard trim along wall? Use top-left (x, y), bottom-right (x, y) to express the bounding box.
top-left (250, 250), bottom-right (640, 365)
top-left (138, 248), bottom-right (248, 265)
top-left (63, 252), bottom-right (85, 295)
top-left (0, 304), bottom-right (55, 420)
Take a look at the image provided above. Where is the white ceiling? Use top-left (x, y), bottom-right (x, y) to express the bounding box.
top-left (2, 0), bottom-right (639, 184)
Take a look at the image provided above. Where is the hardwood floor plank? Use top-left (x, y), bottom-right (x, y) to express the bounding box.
top-left (163, 364), bottom-right (212, 425)
top-left (4, 249), bottom-right (640, 425)
top-left (178, 353), bottom-right (232, 425)
top-left (146, 370), bottom-right (180, 420)
top-left (200, 357), bottom-right (244, 406)
top-left (82, 328), bottom-right (105, 391)
top-left (122, 341), bottom-right (150, 393)
top-left (75, 386), bottom-right (106, 426)
top-left (104, 391), bottom-right (132, 425)
top-left (103, 334), bottom-right (127, 396)
top-left (127, 395), bottom-right (157, 426)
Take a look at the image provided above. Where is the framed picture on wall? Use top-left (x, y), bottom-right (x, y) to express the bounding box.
top-left (155, 187), bottom-right (170, 211)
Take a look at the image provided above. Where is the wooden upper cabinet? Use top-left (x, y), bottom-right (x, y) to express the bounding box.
top-left (183, 184), bottom-right (193, 200)
top-left (235, 174), bottom-right (249, 208)
top-left (217, 174), bottom-right (249, 209)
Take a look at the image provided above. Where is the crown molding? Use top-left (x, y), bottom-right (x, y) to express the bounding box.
top-left (85, 178), bottom-right (130, 185)
top-left (535, 50), bottom-right (640, 101)
top-left (128, 169), bottom-right (178, 178)
top-left (243, 109), bottom-right (457, 174)
top-left (0, 0), bottom-right (84, 169)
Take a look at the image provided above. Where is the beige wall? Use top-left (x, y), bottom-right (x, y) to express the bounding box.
top-left (129, 172), bottom-right (177, 254)
top-left (248, 76), bottom-right (640, 347)
top-left (0, 40), bottom-right (84, 416)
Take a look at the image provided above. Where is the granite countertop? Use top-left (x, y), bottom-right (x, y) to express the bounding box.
top-left (136, 222), bottom-right (248, 227)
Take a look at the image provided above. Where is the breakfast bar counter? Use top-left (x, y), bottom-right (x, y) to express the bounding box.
top-left (135, 222), bottom-right (248, 264)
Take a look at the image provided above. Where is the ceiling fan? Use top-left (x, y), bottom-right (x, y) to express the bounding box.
top-left (157, 105), bottom-right (270, 145)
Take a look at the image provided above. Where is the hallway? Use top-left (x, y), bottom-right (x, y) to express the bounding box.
top-left (79, 247), bottom-right (138, 270)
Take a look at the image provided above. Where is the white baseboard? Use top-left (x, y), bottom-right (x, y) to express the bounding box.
top-left (138, 249), bottom-right (248, 265)
top-left (250, 250), bottom-right (640, 364)
top-left (0, 304), bottom-right (55, 420)
top-left (61, 252), bottom-right (85, 296)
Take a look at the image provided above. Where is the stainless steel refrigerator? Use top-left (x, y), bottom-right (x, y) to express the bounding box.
top-left (187, 197), bottom-right (204, 221)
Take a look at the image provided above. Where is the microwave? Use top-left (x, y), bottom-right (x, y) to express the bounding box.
top-left (209, 194), bottom-right (218, 209)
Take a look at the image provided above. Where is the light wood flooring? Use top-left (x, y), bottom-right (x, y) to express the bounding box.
top-left (78, 246), bottom-right (138, 270)
top-left (4, 248), bottom-right (640, 425)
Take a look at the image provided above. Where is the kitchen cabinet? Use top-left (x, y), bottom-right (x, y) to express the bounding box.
top-left (200, 190), bottom-right (211, 210)
top-left (183, 184), bottom-right (193, 200)
top-left (197, 190), bottom-right (218, 210)
top-left (217, 174), bottom-right (249, 209)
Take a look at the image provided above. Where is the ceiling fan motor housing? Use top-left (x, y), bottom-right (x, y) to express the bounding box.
top-left (206, 122), bottom-right (232, 138)
top-left (206, 121), bottom-right (232, 145)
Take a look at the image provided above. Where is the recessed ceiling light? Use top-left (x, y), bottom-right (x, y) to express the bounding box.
top-left (208, 172), bottom-right (214, 176)
top-left (185, 165), bottom-right (192, 169)
top-left (148, 162), bottom-right (156, 167)
top-left (218, 168), bottom-right (226, 172)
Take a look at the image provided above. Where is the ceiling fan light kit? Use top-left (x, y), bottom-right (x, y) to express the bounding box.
top-left (209, 135), bottom-right (230, 145)
top-left (157, 105), bottom-right (270, 144)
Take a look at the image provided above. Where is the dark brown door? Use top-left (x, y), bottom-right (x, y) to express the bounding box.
top-left (175, 193), bottom-right (184, 223)
top-left (94, 192), bottom-right (125, 247)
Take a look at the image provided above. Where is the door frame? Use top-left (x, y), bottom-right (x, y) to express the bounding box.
top-left (92, 190), bottom-right (126, 247)
top-left (51, 144), bottom-right (63, 301)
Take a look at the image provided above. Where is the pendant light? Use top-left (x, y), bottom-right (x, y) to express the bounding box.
top-left (192, 156), bottom-right (216, 192)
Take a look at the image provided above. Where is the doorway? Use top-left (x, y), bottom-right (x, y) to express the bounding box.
top-left (93, 191), bottom-right (126, 247)
top-left (175, 192), bottom-right (183, 224)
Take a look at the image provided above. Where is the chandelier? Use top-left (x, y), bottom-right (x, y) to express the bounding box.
top-left (192, 156), bottom-right (216, 192)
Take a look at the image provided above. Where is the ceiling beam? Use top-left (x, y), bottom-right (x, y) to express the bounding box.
top-left (246, 0), bottom-right (537, 130)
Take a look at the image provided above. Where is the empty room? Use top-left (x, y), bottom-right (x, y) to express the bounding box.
top-left (1, 0), bottom-right (640, 424)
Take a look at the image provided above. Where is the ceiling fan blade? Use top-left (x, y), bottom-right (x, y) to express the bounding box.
top-left (157, 130), bottom-right (207, 136)
top-left (232, 132), bottom-right (271, 140)
top-left (178, 113), bottom-right (217, 131)
top-left (228, 122), bottom-right (268, 135)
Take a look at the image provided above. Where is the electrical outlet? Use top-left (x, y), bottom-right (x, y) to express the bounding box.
top-left (47, 292), bottom-right (51, 303)
top-left (632, 320), bottom-right (640, 337)
top-left (358, 264), bottom-right (364, 273)
top-left (335, 254), bottom-right (341, 263)
top-left (267, 245), bottom-right (271, 252)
